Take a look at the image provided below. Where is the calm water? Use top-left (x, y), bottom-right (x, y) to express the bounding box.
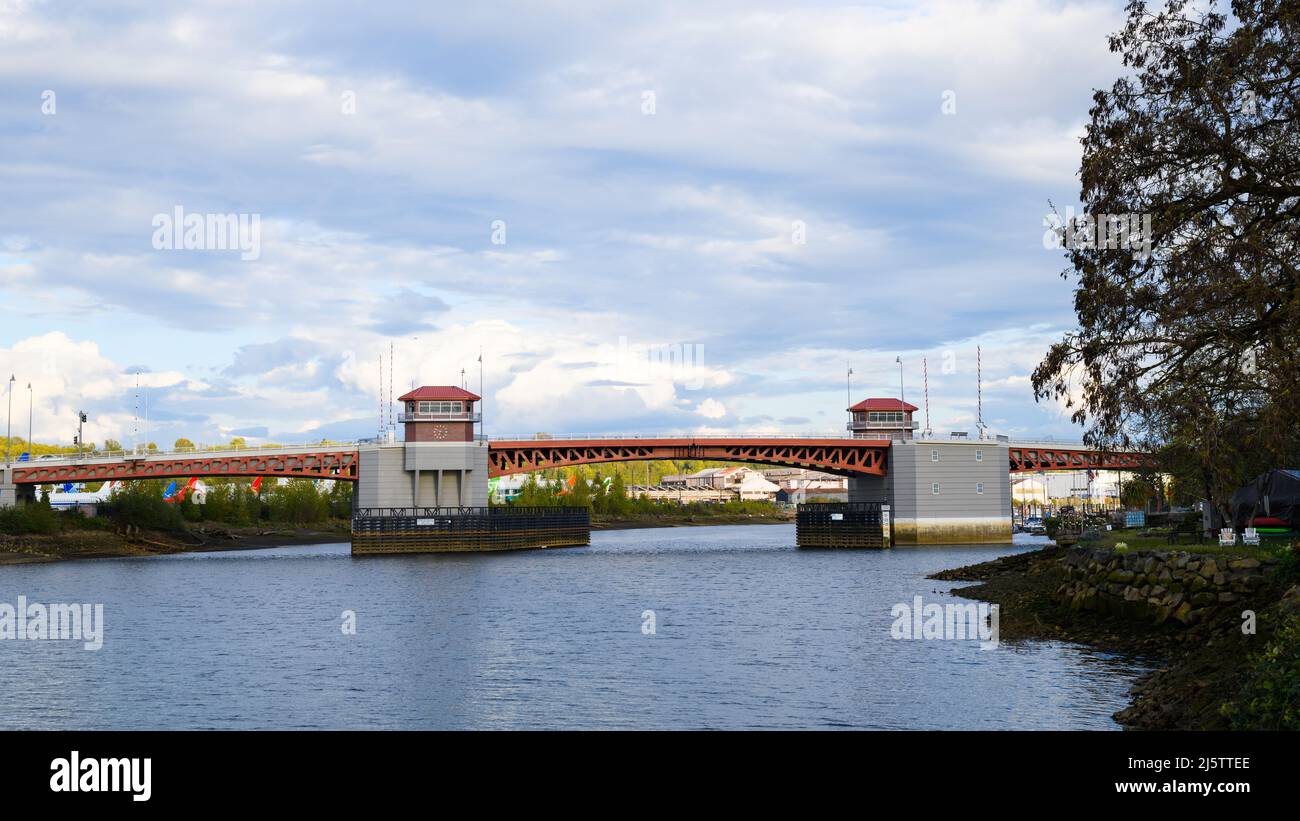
top-left (0, 525), bottom-right (1144, 729)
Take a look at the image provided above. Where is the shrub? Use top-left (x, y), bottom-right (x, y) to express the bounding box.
top-left (0, 497), bottom-right (62, 535)
top-left (98, 480), bottom-right (184, 531)
top-left (1224, 613), bottom-right (1300, 730)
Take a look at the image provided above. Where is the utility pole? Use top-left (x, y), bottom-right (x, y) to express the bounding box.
top-left (27, 382), bottom-right (32, 453)
top-left (846, 362), bottom-right (853, 410)
top-left (478, 346), bottom-right (484, 441)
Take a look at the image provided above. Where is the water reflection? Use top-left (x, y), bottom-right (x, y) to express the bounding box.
top-left (0, 526), bottom-right (1143, 729)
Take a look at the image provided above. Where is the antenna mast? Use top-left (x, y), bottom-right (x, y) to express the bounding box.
top-left (389, 341), bottom-right (394, 434)
top-left (923, 357), bottom-right (932, 438)
top-left (378, 351), bottom-right (384, 437)
top-left (977, 345), bottom-right (985, 438)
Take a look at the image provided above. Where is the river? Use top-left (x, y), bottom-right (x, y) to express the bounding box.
top-left (0, 524), bottom-right (1144, 729)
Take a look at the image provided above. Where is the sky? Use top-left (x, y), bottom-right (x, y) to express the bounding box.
top-left (0, 0), bottom-right (1128, 448)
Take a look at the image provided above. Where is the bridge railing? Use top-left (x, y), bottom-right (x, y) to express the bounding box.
top-left (487, 432), bottom-right (860, 442)
top-left (486, 432), bottom-right (1104, 448)
top-left (20, 442), bottom-right (364, 464)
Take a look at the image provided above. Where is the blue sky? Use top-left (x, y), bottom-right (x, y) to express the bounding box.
top-left (0, 0), bottom-right (1127, 447)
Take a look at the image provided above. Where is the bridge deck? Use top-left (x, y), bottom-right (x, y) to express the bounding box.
top-left (7, 438), bottom-right (1151, 484)
top-left (10, 445), bottom-right (360, 485)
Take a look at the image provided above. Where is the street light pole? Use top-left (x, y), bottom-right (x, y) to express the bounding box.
top-left (896, 356), bottom-right (905, 408)
top-left (4, 374), bottom-right (13, 465)
top-left (27, 383), bottom-right (32, 454)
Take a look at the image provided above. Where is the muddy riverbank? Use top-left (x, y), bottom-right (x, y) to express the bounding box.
top-left (0, 524), bottom-right (350, 565)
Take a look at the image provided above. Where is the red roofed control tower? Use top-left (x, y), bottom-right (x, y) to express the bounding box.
top-left (398, 386), bottom-right (481, 442)
top-left (846, 397), bottom-right (919, 440)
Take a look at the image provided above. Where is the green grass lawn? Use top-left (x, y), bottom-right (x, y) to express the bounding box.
top-left (1084, 528), bottom-right (1291, 560)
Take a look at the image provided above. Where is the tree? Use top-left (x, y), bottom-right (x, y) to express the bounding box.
top-left (103, 438), bottom-right (122, 452)
top-left (264, 479), bottom-right (329, 525)
top-left (100, 480), bottom-right (183, 531)
top-left (174, 438), bottom-right (195, 450)
top-left (605, 473), bottom-right (630, 516)
top-left (1120, 478), bottom-right (1154, 510)
top-left (1033, 0), bottom-right (1300, 520)
top-left (328, 480), bottom-right (352, 518)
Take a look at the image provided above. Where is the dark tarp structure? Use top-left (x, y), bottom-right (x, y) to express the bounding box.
top-left (1231, 469), bottom-right (1300, 529)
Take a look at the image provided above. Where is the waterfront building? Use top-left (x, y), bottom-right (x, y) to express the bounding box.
top-left (660, 466), bottom-right (780, 501)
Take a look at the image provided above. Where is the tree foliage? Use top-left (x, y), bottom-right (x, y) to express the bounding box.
top-left (100, 480), bottom-right (185, 531)
top-left (1033, 0), bottom-right (1300, 516)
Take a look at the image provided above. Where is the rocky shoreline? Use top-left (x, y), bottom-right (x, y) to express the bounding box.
top-left (932, 545), bottom-right (1300, 729)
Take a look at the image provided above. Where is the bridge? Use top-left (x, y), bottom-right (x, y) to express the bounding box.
top-left (5, 436), bottom-right (1152, 485)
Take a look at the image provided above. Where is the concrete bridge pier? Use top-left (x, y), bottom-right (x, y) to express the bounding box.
top-left (848, 440), bottom-right (1013, 544)
top-left (0, 468), bottom-right (35, 509)
top-left (0, 467), bottom-right (14, 509)
top-left (354, 441), bottom-right (491, 509)
top-left (350, 385), bottom-right (589, 554)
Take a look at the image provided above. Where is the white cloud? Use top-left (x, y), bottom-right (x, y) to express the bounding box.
top-left (0, 0), bottom-right (1129, 441)
top-left (696, 398), bottom-right (726, 419)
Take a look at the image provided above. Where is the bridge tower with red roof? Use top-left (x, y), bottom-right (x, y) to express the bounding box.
top-left (354, 385), bottom-right (488, 514)
top-left (351, 382), bottom-right (588, 554)
top-left (844, 395), bottom-right (1012, 545)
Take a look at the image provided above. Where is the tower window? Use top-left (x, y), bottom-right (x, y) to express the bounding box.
top-left (417, 401), bottom-right (464, 414)
top-left (931, 449), bottom-right (939, 462)
top-left (932, 483), bottom-right (940, 495)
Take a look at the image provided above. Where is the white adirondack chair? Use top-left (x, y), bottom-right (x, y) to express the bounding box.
top-left (1243, 527), bottom-right (1261, 546)
top-left (1219, 528), bottom-right (1237, 547)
